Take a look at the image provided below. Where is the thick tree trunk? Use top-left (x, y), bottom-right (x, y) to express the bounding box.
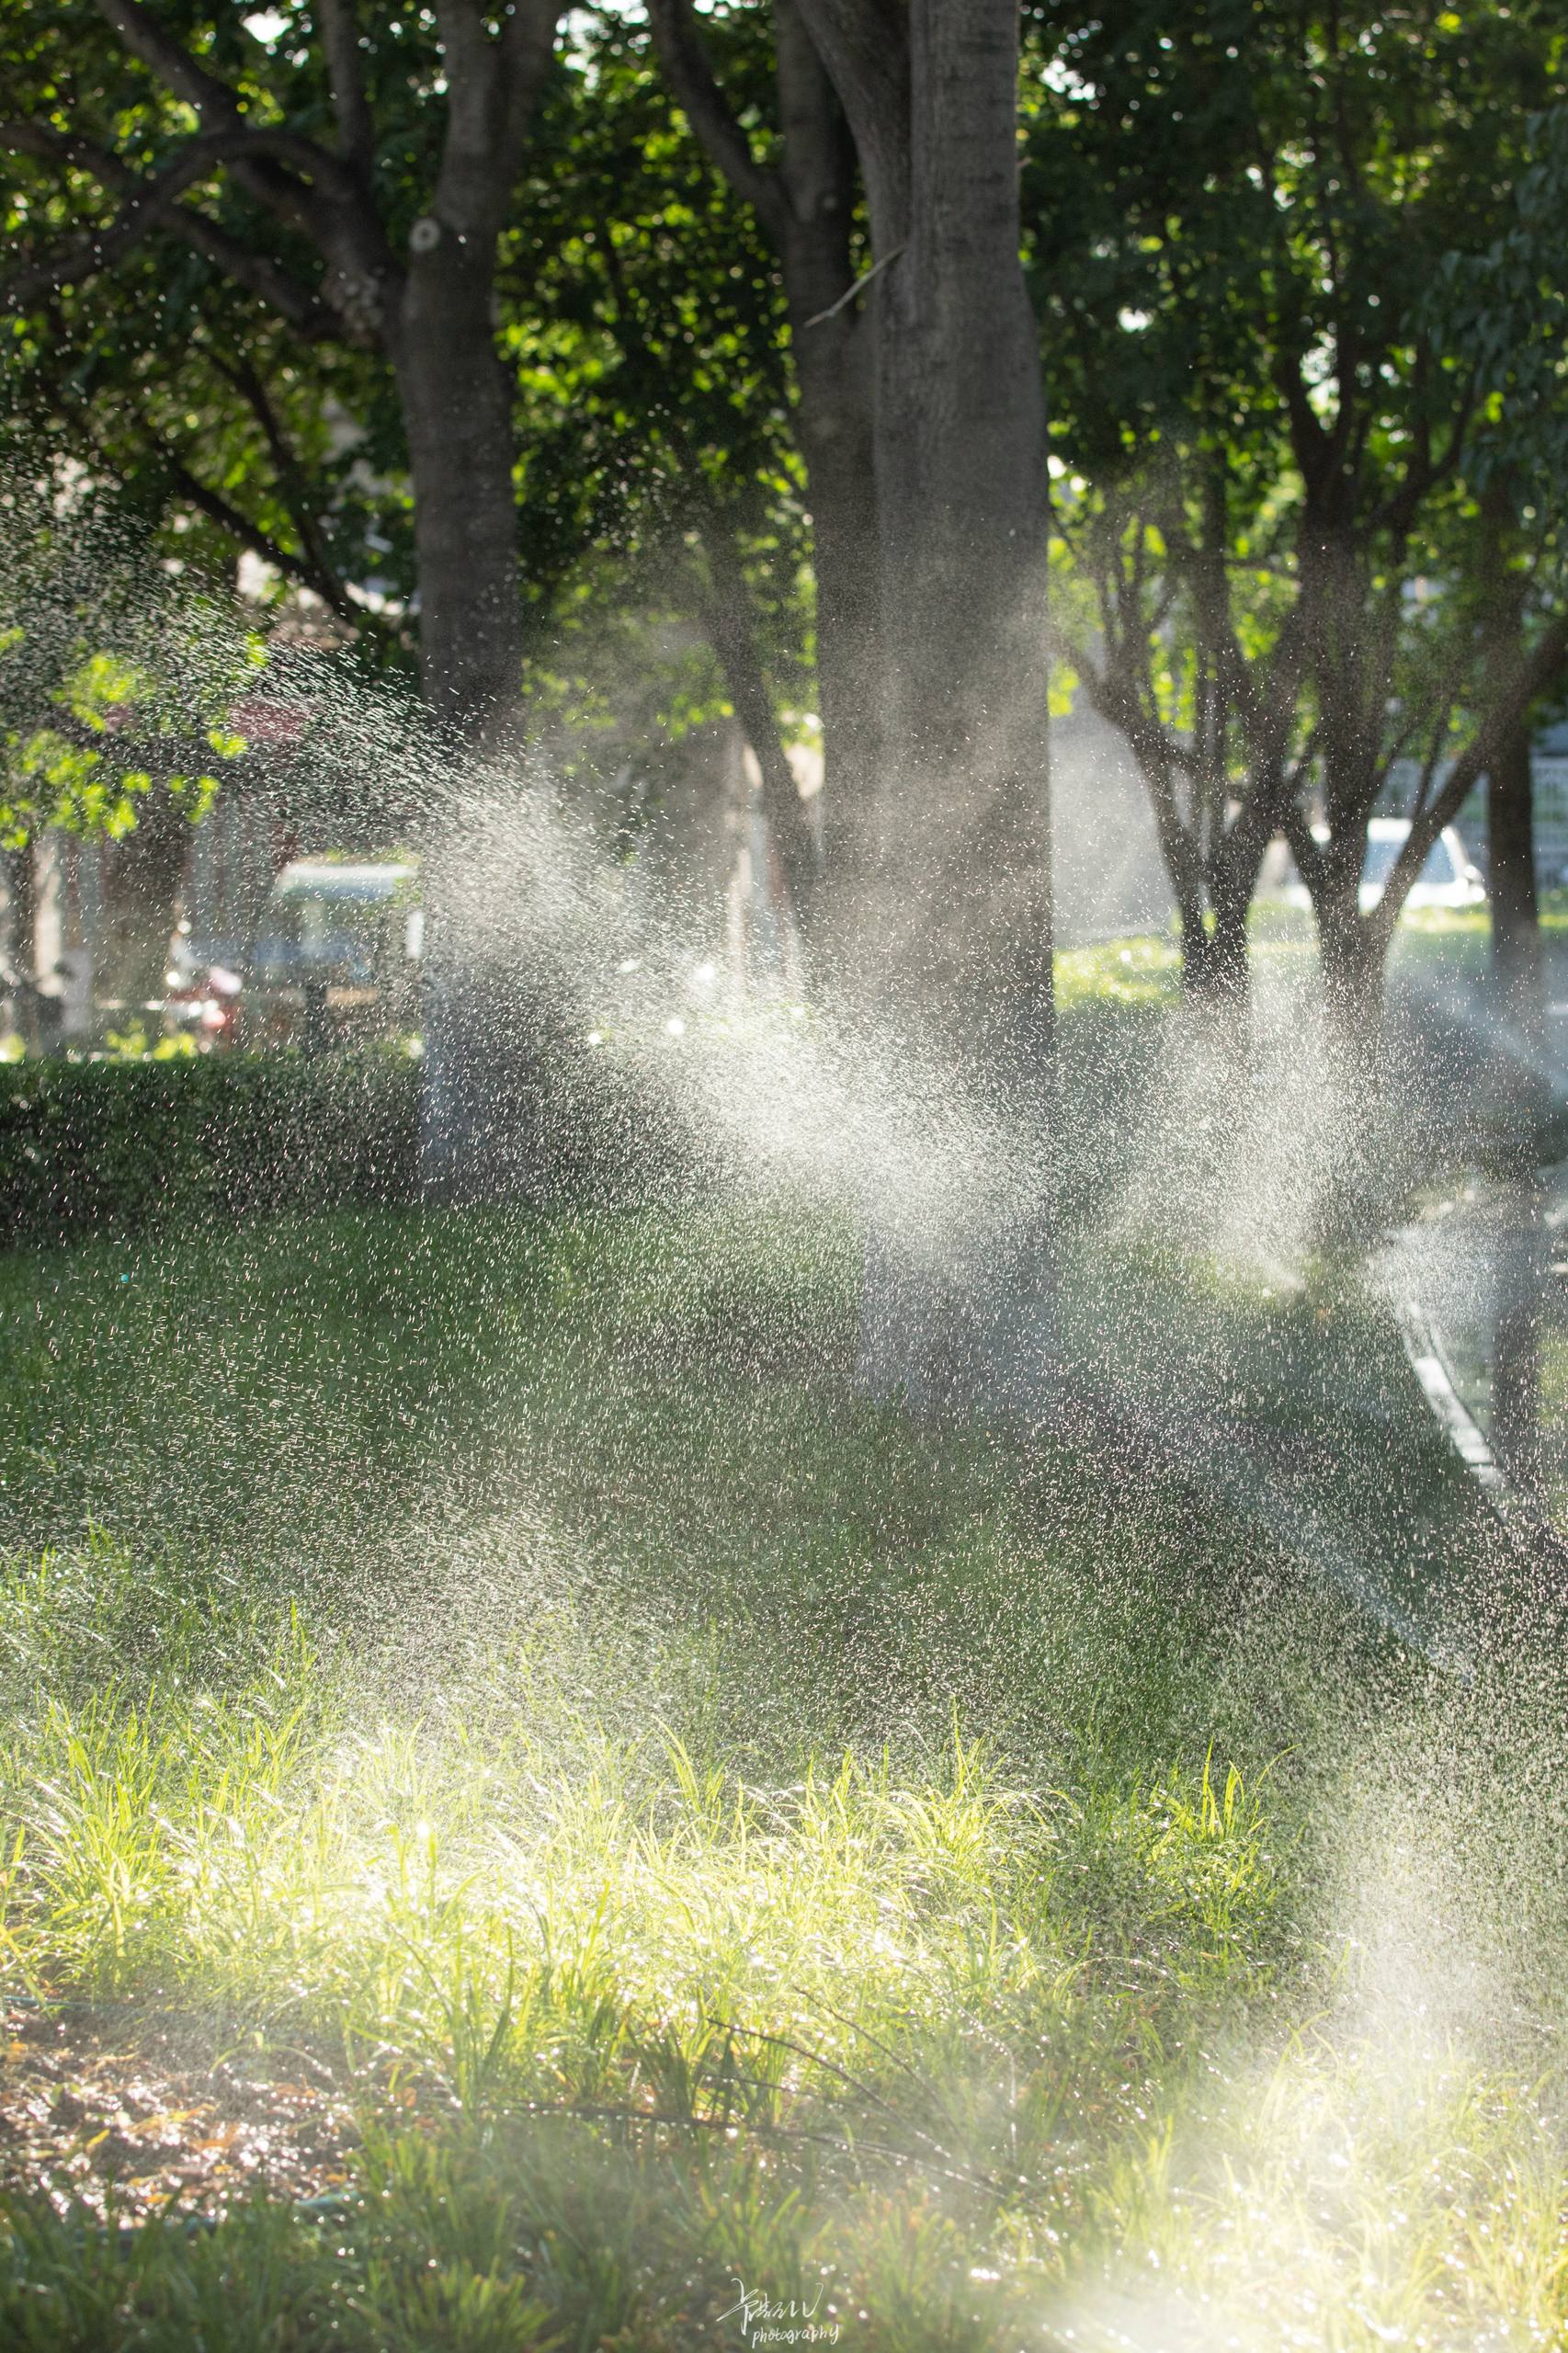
top-left (699, 519), bottom-right (819, 925)
top-left (806, 0), bottom-right (1055, 1415)
top-left (1492, 1176), bottom-right (1546, 1492)
top-left (1315, 892), bottom-right (1385, 1075)
top-left (1310, 887), bottom-right (1394, 1237)
top-left (1178, 823), bottom-right (1271, 1049)
top-left (1180, 895), bottom-right (1250, 1014)
top-left (391, 246), bottom-right (540, 1203)
top-left (392, 247), bottom-right (525, 733)
top-left (645, 0), bottom-right (880, 925)
top-left (1479, 482), bottom-right (1548, 1160)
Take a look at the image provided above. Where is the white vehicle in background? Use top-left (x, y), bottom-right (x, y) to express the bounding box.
top-left (1269, 817), bottom-right (1486, 915)
top-left (247, 859), bottom-right (422, 1048)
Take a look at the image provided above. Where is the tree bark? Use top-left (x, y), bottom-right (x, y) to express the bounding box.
top-left (645, 0), bottom-right (881, 926)
top-left (772, 0), bottom-right (880, 904)
top-left (98, 790), bottom-right (190, 1011)
top-left (1490, 723), bottom-right (1542, 1032)
top-left (61, 0), bottom-right (568, 1191)
top-left (390, 247), bottom-right (525, 736)
top-left (1180, 892), bottom-right (1251, 1016)
top-left (698, 517), bottom-right (818, 926)
top-left (1488, 715), bottom-right (1547, 1150)
top-left (801, 0), bottom-right (1056, 1416)
top-left (1315, 895), bottom-right (1384, 1070)
top-left (389, 243), bottom-right (551, 1205)
top-left (3, 842), bottom-right (40, 1053)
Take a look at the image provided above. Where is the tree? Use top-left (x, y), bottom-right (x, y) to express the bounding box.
top-left (644, 0), bottom-right (877, 904)
top-left (4, 0), bottom-right (574, 1181)
top-left (781, 0), bottom-right (1055, 1413)
top-left (3, 8), bottom-right (829, 969)
top-left (0, 471), bottom-right (254, 1032)
top-left (1031, 0), bottom-right (1568, 1049)
top-left (1430, 103), bottom-right (1568, 1125)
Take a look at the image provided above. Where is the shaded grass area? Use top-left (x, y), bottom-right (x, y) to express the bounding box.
top-left (1, 1211), bottom-right (1566, 2347)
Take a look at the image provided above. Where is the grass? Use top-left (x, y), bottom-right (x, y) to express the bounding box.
top-left (1058, 888), bottom-right (1568, 1017)
top-left (1, 1205), bottom-right (1566, 2347)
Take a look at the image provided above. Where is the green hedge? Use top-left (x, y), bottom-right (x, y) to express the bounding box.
top-left (0, 1051), bottom-right (419, 1247)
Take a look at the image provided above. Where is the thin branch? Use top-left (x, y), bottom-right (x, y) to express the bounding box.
top-left (93, 0), bottom-right (247, 122)
top-left (162, 445), bottom-right (348, 611)
top-left (90, 0), bottom-right (361, 250)
top-left (1, 127), bottom-right (333, 331)
top-left (803, 241), bottom-right (903, 326)
top-left (211, 348), bottom-right (357, 619)
top-left (1369, 607), bottom-right (1568, 944)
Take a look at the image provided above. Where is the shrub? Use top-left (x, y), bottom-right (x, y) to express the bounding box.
top-left (0, 1049), bottom-right (419, 1246)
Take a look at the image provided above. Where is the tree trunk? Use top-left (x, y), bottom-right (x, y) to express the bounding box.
top-left (805, 0), bottom-right (1056, 1415)
top-left (1492, 1176), bottom-right (1546, 1492)
top-left (699, 517), bottom-right (818, 926)
top-left (1479, 479), bottom-right (1548, 1161)
top-left (392, 244), bottom-right (525, 734)
top-left (774, 0), bottom-right (881, 908)
top-left (391, 245), bottom-right (539, 1203)
top-left (98, 793), bottom-right (190, 1013)
top-left (1180, 822), bottom-right (1271, 1041)
top-left (1179, 892), bottom-right (1251, 1032)
top-left (4, 841), bottom-right (40, 1054)
top-left (644, 0), bottom-right (881, 926)
top-left (1310, 886), bottom-right (1394, 1237)
top-left (1315, 892), bottom-right (1385, 1074)
top-left (1488, 704), bottom-right (1548, 1158)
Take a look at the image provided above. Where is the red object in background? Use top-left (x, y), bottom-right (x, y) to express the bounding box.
top-left (165, 965), bottom-right (241, 1047)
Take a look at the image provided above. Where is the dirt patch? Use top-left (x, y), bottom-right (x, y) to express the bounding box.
top-left (0, 1999), bottom-right (358, 2221)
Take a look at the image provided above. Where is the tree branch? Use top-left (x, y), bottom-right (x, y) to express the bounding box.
top-left (0, 126), bottom-right (333, 332)
top-left (93, 0), bottom-right (247, 122)
top-left (802, 242), bottom-right (903, 326)
top-left (1369, 608), bottom-right (1568, 947)
top-left (430, 0), bottom-right (564, 233)
top-left (91, 0), bottom-right (357, 244)
top-left (164, 448), bottom-right (347, 608)
top-left (645, 0), bottom-right (789, 244)
top-left (315, 0), bottom-right (375, 173)
top-left (210, 349), bottom-right (357, 620)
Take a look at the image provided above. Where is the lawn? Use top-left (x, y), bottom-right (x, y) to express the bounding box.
top-left (0, 1202), bottom-right (1565, 2350)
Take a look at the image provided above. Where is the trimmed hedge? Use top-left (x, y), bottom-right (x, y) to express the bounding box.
top-left (0, 1051), bottom-right (419, 1247)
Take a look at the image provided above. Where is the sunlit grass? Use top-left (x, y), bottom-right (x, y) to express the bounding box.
top-left (0, 1210), bottom-right (1565, 2346)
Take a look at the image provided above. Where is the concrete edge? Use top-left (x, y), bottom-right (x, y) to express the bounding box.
top-left (1396, 1300), bottom-right (1509, 1495)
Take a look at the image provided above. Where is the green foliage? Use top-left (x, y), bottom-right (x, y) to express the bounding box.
top-left (0, 1049), bottom-right (417, 1247)
top-left (1427, 104), bottom-right (1568, 508)
top-left (0, 5), bottom-right (811, 775)
top-left (0, 472), bottom-right (255, 846)
top-left (1028, 0), bottom-right (1568, 942)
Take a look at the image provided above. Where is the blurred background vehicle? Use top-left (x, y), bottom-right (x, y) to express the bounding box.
top-left (1262, 819), bottom-right (1487, 915)
top-left (245, 859), bottom-right (422, 1049)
